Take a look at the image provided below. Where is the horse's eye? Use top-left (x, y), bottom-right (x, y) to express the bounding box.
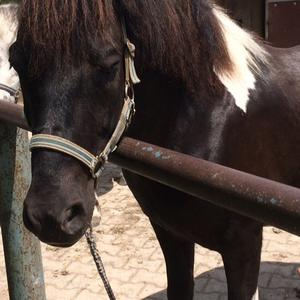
top-left (91, 59), bottom-right (120, 86)
top-left (94, 58), bottom-right (120, 73)
top-left (89, 49), bottom-right (121, 70)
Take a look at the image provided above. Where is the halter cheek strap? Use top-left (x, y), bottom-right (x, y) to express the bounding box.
top-left (29, 25), bottom-right (140, 180)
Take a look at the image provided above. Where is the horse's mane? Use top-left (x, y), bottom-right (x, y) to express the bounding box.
top-left (18, 0), bottom-right (267, 102)
top-left (118, 0), bottom-right (233, 89)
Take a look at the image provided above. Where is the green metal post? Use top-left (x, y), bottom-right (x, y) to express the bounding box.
top-left (0, 122), bottom-right (46, 300)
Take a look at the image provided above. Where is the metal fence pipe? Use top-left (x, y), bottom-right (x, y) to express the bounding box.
top-left (0, 122), bottom-right (46, 300)
top-left (110, 143), bottom-right (300, 237)
top-left (0, 101), bottom-right (29, 131)
top-left (1, 100), bottom-right (300, 236)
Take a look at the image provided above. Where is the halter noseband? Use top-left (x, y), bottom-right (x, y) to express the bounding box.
top-left (29, 22), bottom-right (140, 179)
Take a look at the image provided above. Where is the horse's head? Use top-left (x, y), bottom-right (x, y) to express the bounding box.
top-left (9, 2), bottom-right (135, 246)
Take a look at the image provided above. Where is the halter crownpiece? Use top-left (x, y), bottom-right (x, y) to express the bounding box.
top-left (29, 22), bottom-right (140, 180)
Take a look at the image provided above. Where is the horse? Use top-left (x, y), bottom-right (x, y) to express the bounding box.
top-left (0, 4), bottom-right (19, 102)
top-left (10, 1), bottom-right (300, 299)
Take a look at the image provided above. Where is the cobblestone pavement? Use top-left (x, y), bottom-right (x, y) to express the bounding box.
top-left (0, 163), bottom-right (300, 300)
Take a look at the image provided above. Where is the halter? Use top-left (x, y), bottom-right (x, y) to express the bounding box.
top-left (29, 22), bottom-right (140, 179)
top-left (0, 83), bottom-right (21, 102)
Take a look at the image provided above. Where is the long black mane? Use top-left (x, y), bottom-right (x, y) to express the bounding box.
top-left (18, 0), bottom-right (231, 88)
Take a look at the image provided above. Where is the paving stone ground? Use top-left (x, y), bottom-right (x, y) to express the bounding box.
top-left (0, 163), bottom-right (300, 300)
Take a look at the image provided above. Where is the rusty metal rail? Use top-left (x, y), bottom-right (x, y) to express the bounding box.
top-left (0, 100), bottom-right (29, 130)
top-left (111, 138), bottom-right (300, 236)
top-left (1, 100), bottom-right (300, 236)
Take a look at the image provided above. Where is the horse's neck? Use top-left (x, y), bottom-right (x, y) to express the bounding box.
top-left (128, 71), bottom-right (234, 158)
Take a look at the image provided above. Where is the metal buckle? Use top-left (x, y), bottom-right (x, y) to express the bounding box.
top-left (125, 82), bottom-right (134, 100)
top-left (127, 99), bottom-right (136, 126)
top-left (91, 155), bottom-right (107, 179)
top-left (124, 83), bottom-right (136, 125)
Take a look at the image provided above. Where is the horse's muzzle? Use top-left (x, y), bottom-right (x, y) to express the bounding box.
top-left (23, 198), bottom-right (88, 246)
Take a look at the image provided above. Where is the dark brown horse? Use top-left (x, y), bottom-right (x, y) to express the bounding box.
top-left (9, 1), bottom-right (300, 299)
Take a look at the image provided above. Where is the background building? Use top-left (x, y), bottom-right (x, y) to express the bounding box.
top-left (218, 0), bottom-right (300, 47)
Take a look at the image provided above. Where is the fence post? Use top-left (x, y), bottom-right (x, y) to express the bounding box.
top-left (0, 122), bottom-right (46, 300)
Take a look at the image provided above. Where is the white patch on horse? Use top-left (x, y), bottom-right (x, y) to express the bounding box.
top-left (0, 4), bottom-right (19, 102)
top-left (251, 287), bottom-right (259, 300)
top-left (213, 7), bottom-right (268, 113)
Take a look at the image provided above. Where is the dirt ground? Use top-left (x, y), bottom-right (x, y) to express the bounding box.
top-left (0, 163), bottom-right (300, 300)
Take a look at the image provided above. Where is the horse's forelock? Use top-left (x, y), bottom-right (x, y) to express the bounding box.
top-left (18, 0), bottom-right (114, 73)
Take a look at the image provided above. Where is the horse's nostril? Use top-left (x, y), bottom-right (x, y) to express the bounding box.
top-left (65, 204), bottom-right (83, 223)
top-left (61, 204), bottom-right (85, 235)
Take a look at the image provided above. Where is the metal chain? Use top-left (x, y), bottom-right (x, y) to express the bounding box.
top-left (85, 226), bottom-right (116, 300)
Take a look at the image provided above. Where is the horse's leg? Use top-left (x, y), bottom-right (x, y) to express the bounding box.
top-left (221, 221), bottom-right (263, 300)
top-left (151, 222), bottom-right (195, 300)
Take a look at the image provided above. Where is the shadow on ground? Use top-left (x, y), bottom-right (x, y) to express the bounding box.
top-left (96, 163), bottom-right (126, 197)
top-left (143, 262), bottom-right (300, 300)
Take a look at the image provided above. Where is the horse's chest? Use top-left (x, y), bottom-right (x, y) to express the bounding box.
top-left (123, 170), bottom-right (231, 250)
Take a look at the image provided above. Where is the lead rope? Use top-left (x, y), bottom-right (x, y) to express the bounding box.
top-left (85, 226), bottom-right (116, 300)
